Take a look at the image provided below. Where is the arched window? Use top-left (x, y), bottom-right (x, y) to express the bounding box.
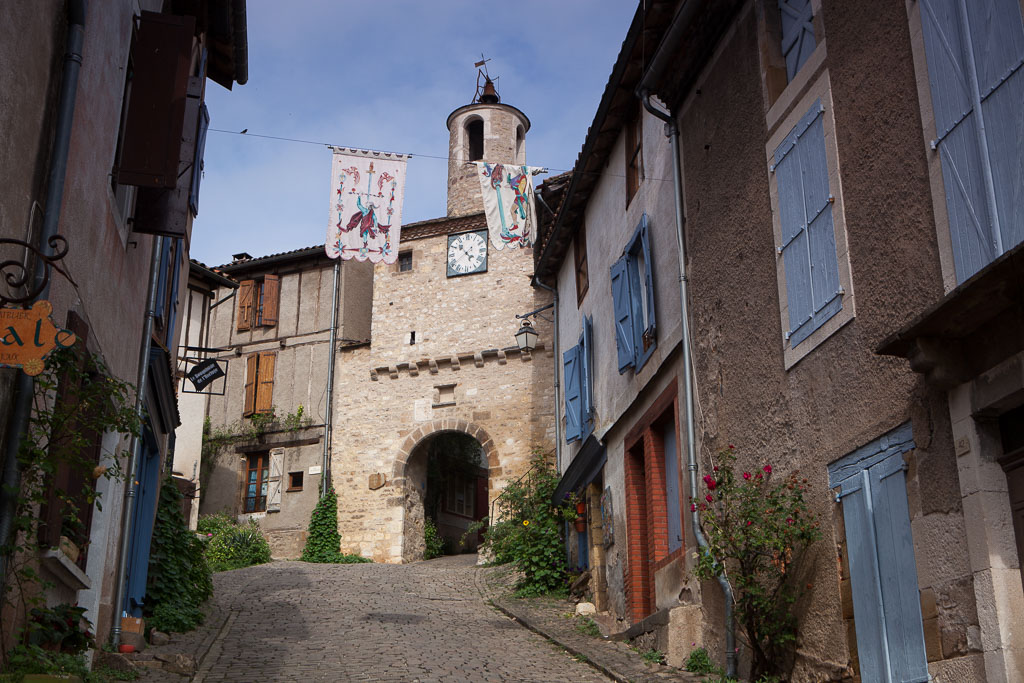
top-left (466, 118), bottom-right (483, 161)
top-left (515, 125), bottom-right (525, 164)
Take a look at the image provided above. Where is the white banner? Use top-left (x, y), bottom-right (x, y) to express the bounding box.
top-left (475, 162), bottom-right (541, 250)
top-left (326, 148), bottom-right (409, 263)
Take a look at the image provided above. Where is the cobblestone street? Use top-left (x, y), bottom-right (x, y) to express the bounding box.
top-left (146, 555), bottom-right (611, 682)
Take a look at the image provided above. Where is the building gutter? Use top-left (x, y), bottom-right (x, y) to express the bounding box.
top-left (322, 260), bottom-right (340, 494)
top-left (637, 2), bottom-right (736, 676)
top-left (0, 0), bottom-right (88, 598)
top-left (532, 278), bottom-right (561, 470)
top-left (231, 0), bottom-right (248, 86)
top-left (111, 235), bottom-right (163, 647)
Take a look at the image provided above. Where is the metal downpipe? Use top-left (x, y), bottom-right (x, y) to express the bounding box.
top-left (532, 278), bottom-right (561, 470)
top-left (0, 0), bottom-right (88, 597)
top-left (111, 235), bottom-right (163, 647)
top-left (322, 260), bottom-right (340, 494)
top-left (639, 89), bottom-right (737, 678)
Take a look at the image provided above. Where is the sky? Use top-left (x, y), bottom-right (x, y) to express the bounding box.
top-left (191, 1), bottom-right (640, 267)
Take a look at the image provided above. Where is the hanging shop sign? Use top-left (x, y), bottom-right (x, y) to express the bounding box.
top-left (0, 300), bottom-right (77, 375)
top-left (185, 357), bottom-right (226, 393)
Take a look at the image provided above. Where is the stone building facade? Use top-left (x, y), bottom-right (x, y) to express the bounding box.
top-left (192, 87), bottom-right (554, 563)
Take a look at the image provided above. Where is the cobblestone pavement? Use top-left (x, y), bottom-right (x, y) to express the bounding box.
top-left (143, 554), bottom-right (611, 682)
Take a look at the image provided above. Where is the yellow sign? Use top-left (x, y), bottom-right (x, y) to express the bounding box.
top-left (0, 301), bottom-right (77, 375)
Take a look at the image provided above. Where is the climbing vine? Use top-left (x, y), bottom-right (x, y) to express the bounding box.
top-left (144, 478), bottom-right (213, 633)
top-left (300, 488), bottom-right (370, 564)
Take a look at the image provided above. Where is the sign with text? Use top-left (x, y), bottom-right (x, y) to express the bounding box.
top-left (181, 357), bottom-right (227, 395)
top-left (0, 301), bottom-right (76, 375)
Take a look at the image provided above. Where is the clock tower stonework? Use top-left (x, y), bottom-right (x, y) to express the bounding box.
top-left (330, 82), bottom-right (555, 563)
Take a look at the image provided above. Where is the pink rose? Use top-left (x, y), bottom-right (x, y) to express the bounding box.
top-left (763, 465), bottom-right (773, 474)
top-left (705, 494), bottom-right (713, 503)
top-left (743, 472), bottom-right (751, 480)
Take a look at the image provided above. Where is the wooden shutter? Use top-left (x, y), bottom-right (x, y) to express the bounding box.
top-left (920, 0), bottom-right (1024, 283)
top-left (774, 100), bottom-right (842, 348)
top-left (778, 0), bottom-right (816, 82)
top-left (580, 317), bottom-right (594, 438)
top-left (243, 353), bottom-right (258, 417)
top-left (237, 280), bottom-right (254, 331)
top-left (636, 215), bottom-right (656, 367)
top-left (610, 255), bottom-right (635, 372)
top-left (869, 456), bottom-right (929, 682)
top-left (255, 352), bottom-right (276, 414)
top-left (261, 275), bottom-right (280, 327)
top-left (841, 458), bottom-right (929, 683)
top-left (266, 448), bottom-right (284, 512)
top-left (563, 345), bottom-right (581, 442)
top-left (190, 102), bottom-right (210, 216)
top-left (116, 12), bottom-right (195, 188)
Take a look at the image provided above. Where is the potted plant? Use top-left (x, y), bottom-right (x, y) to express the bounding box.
top-left (574, 516), bottom-right (587, 533)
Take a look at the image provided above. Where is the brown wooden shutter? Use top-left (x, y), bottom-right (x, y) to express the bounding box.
top-left (237, 280), bottom-right (254, 331)
top-left (243, 353), bottom-right (258, 417)
top-left (261, 275), bottom-right (280, 327)
top-left (255, 352), bottom-right (276, 414)
top-left (116, 11), bottom-right (195, 188)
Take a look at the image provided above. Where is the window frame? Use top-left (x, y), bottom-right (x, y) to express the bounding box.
top-left (574, 224), bottom-right (589, 306)
top-left (766, 70), bottom-right (855, 369)
top-left (611, 214), bottom-right (657, 374)
top-left (236, 274), bottom-right (280, 332)
top-left (243, 351), bottom-right (276, 417)
top-left (624, 106), bottom-right (644, 206)
top-left (397, 250), bottom-right (413, 273)
top-left (287, 471), bottom-right (303, 492)
top-left (563, 316), bottom-right (595, 444)
top-left (244, 453), bottom-right (269, 513)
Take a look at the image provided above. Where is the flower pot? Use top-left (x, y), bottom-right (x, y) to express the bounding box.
top-left (574, 518), bottom-right (587, 533)
top-left (575, 501), bottom-right (586, 515)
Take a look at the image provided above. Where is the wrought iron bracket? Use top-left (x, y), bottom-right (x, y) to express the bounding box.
top-left (0, 235), bottom-right (75, 307)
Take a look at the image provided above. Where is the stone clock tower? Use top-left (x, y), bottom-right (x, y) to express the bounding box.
top-left (328, 78), bottom-right (555, 563)
top-left (446, 77), bottom-right (531, 218)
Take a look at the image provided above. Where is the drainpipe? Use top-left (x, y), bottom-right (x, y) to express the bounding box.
top-left (532, 278), bottom-right (561, 471)
top-left (111, 235), bottom-right (163, 647)
top-left (0, 0), bottom-right (88, 597)
top-left (638, 87), bottom-right (737, 677)
top-left (322, 260), bottom-right (340, 494)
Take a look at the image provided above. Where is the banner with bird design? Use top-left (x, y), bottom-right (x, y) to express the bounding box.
top-left (475, 162), bottom-right (542, 250)
top-left (326, 148), bottom-right (409, 263)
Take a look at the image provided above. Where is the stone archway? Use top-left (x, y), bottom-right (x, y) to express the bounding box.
top-left (393, 420), bottom-right (500, 562)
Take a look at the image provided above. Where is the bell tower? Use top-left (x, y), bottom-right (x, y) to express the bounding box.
top-left (445, 75), bottom-right (531, 217)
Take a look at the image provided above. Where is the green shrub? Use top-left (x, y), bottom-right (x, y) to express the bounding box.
top-left (423, 518), bottom-right (445, 560)
top-left (145, 478), bottom-right (213, 633)
top-left (685, 647), bottom-right (719, 675)
top-left (575, 616), bottom-right (601, 637)
top-left (197, 512), bottom-right (235, 536)
top-left (481, 451), bottom-right (575, 596)
top-left (204, 520), bottom-right (271, 572)
top-left (301, 488), bottom-right (372, 564)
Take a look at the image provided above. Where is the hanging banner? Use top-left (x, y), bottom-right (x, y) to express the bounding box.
top-left (326, 148), bottom-right (409, 263)
top-left (0, 300), bottom-right (77, 376)
top-left (475, 162), bottom-right (542, 250)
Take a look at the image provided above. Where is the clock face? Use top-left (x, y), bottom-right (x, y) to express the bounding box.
top-left (446, 230), bottom-right (488, 277)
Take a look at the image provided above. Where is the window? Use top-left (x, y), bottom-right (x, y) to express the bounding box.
top-left (611, 214), bottom-right (656, 373)
top-left (244, 453), bottom-right (269, 513)
top-left (446, 475), bottom-right (475, 517)
top-left (625, 108), bottom-right (643, 205)
top-left (917, 0), bottom-right (1024, 284)
top-left (778, 0), bottom-right (816, 82)
top-left (398, 251), bottom-right (413, 272)
top-left (563, 316), bottom-right (594, 443)
top-left (237, 275), bottom-right (280, 331)
top-left (574, 225), bottom-right (589, 305)
top-left (466, 118), bottom-right (484, 161)
top-left (287, 471), bottom-right (304, 492)
top-left (243, 351), bottom-right (276, 417)
top-left (829, 423), bottom-right (928, 683)
top-left (153, 238), bottom-right (182, 346)
top-left (515, 125), bottom-right (525, 163)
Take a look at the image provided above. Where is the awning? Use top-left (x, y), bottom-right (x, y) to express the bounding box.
top-left (551, 435), bottom-right (606, 505)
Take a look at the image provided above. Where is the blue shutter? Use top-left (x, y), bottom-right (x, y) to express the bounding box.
top-left (663, 421), bottom-right (682, 553)
top-left (870, 457), bottom-right (929, 683)
top-left (637, 215), bottom-right (656, 368)
top-left (563, 345), bottom-right (581, 442)
top-left (580, 317), bottom-right (594, 438)
top-left (153, 238), bottom-right (172, 321)
top-left (841, 472), bottom-right (888, 683)
top-left (190, 102), bottom-right (210, 217)
top-left (920, 0), bottom-right (1024, 283)
top-left (774, 101), bottom-right (842, 348)
top-left (610, 255), bottom-right (635, 373)
top-left (778, 0), bottom-right (816, 81)
top-left (966, 0), bottom-right (1024, 262)
top-left (165, 240), bottom-right (183, 346)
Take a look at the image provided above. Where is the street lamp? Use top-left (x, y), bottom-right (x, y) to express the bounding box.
top-left (515, 319), bottom-right (539, 353)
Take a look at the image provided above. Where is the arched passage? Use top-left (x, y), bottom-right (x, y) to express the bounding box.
top-left (394, 421), bottom-right (499, 562)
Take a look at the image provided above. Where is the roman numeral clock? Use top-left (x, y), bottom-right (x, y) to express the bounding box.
top-left (446, 229), bottom-right (488, 277)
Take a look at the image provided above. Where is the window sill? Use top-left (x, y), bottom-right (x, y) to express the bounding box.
top-left (40, 549), bottom-right (90, 591)
top-left (286, 487), bottom-right (303, 493)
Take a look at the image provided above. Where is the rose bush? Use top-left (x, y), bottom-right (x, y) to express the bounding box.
top-left (692, 446), bottom-right (821, 678)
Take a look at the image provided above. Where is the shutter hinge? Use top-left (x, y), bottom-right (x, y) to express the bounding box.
top-left (776, 245), bottom-right (783, 255)
top-left (784, 330), bottom-right (792, 341)
top-left (768, 163), bottom-right (775, 173)
top-left (930, 139), bottom-right (938, 151)
top-left (828, 194), bottom-right (835, 203)
top-left (837, 287), bottom-right (845, 296)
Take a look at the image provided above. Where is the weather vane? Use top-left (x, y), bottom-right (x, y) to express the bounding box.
top-left (473, 54), bottom-right (499, 103)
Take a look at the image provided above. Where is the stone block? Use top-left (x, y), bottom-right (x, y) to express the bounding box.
top-left (665, 604), bottom-right (704, 669)
top-left (923, 617), bottom-right (942, 662)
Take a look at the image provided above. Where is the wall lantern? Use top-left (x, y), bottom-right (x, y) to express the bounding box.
top-left (515, 319), bottom-right (539, 353)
